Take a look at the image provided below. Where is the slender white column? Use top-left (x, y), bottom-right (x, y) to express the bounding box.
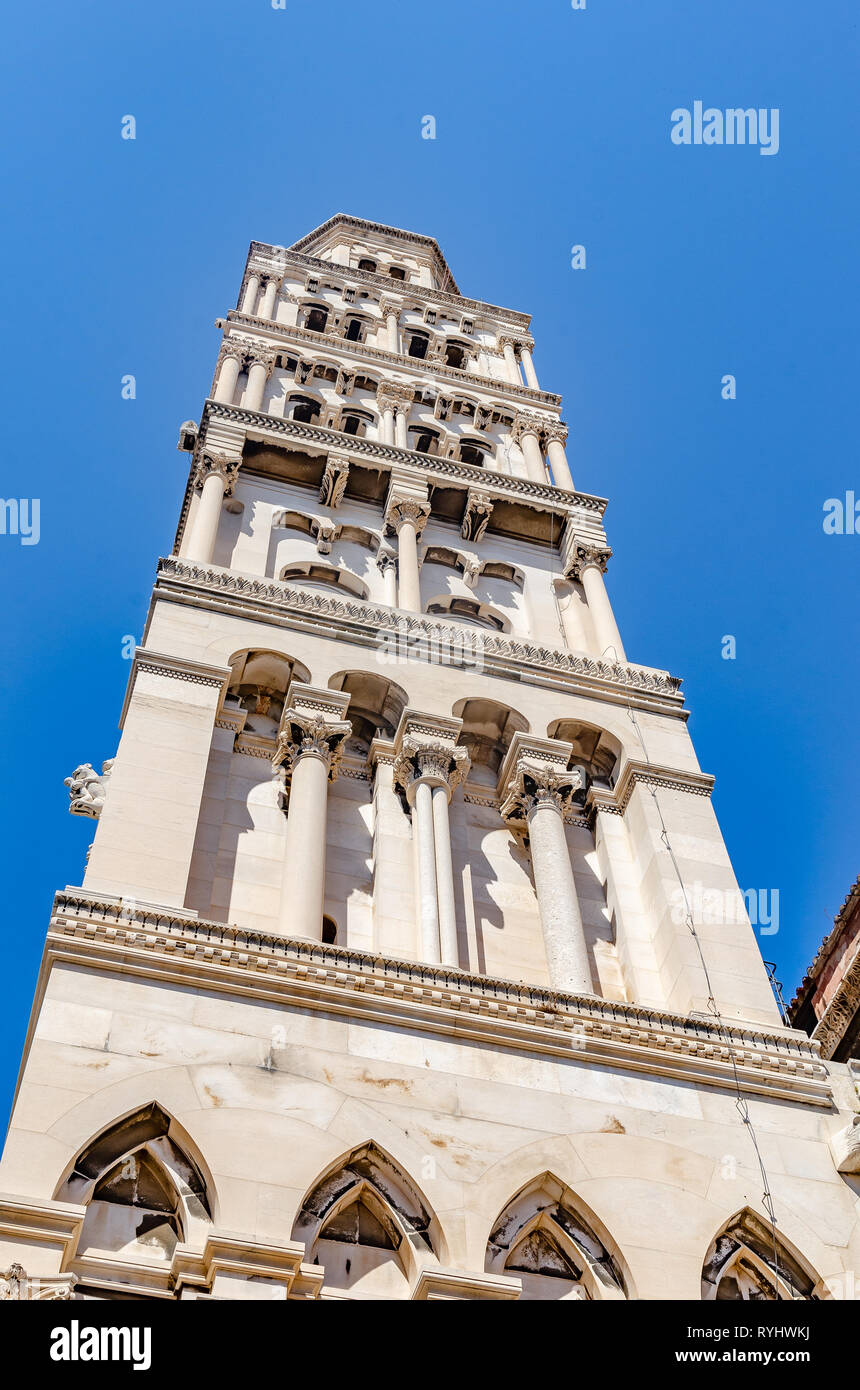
top-left (376, 548), bottom-right (398, 606)
top-left (413, 779), bottom-right (441, 963)
top-left (280, 750), bottom-right (330, 940)
top-left (186, 455), bottom-right (239, 565)
top-left (385, 496), bottom-right (428, 611)
top-left (500, 753), bottom-right (593, 995)
top-left (258, 276), bottom-right (279, 320)
top-left (516, 424), bottom-right (548, 484)
top-left (546, 434), bottom-right (574, 491)
top-left (214, 350), bottom-right (242, 405)
top-left (432, 784), bottom-right (459, 968)
top-left (244, 351), bottom-right (274, 413)
top-left (381, 405), bottom-right (395, 446)
top-left (578, 552), bottom-right (626, 661)
top-left (396, 516), bottom-right (420, 610)
top-left (385, 310), bottom-right (400, 353)
top-left (528, 794), bottom-right (593, 994)
top-left (501, 339), bottom-right (522, 384)
top-left (520, 345), bottom-right (540, 390)
top-left (241, 273), bottom-right (260, 315)
top-left (394, 406), bottom-right (409, 449)
top-left (274, 694), bottom-right (352, 941)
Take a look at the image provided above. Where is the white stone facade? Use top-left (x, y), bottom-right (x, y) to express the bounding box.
top-left (1, 216), bottom-right (857, 1302)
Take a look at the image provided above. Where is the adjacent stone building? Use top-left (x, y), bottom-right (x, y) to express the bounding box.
top-left (790, 877), bottom-right (860, 1064)
top-left (1, 217), bottom-right (858, 1301)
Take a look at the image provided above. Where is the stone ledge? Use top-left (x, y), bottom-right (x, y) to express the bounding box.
top-left (39, 890), bottom-right (833, 1109)
top-left (153, 558), bottom-right (685, 715)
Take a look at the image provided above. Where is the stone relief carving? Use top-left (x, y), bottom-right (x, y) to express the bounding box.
top-left (64, 759), bottom-right (114, 818)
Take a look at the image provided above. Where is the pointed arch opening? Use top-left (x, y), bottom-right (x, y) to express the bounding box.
top-left (293, 1142), bottom-right (444, 1299)
top-left (702, 1209), bottom-right (819, 1301)
top-left (56, 1104), bottom-right (213, 1266)
top-left (485, 1173), bottom-right (628, 1301)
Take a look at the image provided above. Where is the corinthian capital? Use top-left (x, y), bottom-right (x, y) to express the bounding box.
top-left (500, 761), bottom-right (583, 824)
top-left (218, 339), bottom-right (247, 368)
top-left (384, 493), bottom-right (431, 537)
top-left (245, 343), bottom-right (277, 373)
top-left (511, 411), bottom-right (545, 443)
top-left (272, 709), bottom-right (353, 786)
top-left (565, 542), bottom-right (612, 580)
top-left (542, 419), bottom-right (568, 445)
top-left (394, 739), bottom-right (471, 801)
top-left (193, 452), bottom-right (241, 495)
top-left (377, 379), bottom-right (415, 409)
top-left (378, 297), bottom-right (401, 321)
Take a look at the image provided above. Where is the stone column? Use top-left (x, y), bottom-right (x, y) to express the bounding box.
top-left (499, 337), bottom-right (522, 385)
top-left (519, 343), bottom-right (540, 390)
top-left (241, 272), bottom-right (260, 315)
top-left (394, 712), bottom-right (470, 969)
top-left (376, 545), bottom-right (398, 607)
top-left (566, 542), bottom-right (626, 662)
top-left (244, 347), bottom-right (276, 413)
top-left (214, 343), bottom-right (244, 405)
top-left (272, 685), bottom-right (352, 941)
top-left (394, 404), bottom-right (409, 449)
top-left (512, 414), bottom-right (548, 484)
top-left (384, 488), bottom-right (430, 612)
top-left (186, 453), bottom-right (241, 565)
top-left (544, 421), bottom-right (574, 491)
top-left (381, 404), bottom-right (395, 446)
top-left (258, 275), bottom-right (279, 321)
top-left (380, 299), bottom-right (400, 353)
top-left (499, 734), bottom-right (593, 995)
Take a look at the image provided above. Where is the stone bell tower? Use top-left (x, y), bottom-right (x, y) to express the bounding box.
top-left (1, 216), bottom-right (854, 1303)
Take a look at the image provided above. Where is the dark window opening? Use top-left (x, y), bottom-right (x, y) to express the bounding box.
top-left (460, 444), bottom-right (486, 467)
top-left (344, 318), bottom-right (363, 342)
top-left (306, 307), bottom-right (328, 333)
top-left (388, 266), bottom-right (406, 280)
top-left (358, 258), bottom-right (377, 272)
top-left (445, 343), bottom-right (467, 369)
top-left (408, 333), bottom-right (429, 360)
top-left (290, 396), bottom-right (321, 424)
top-left (322, 916), bottom-right (338, 945)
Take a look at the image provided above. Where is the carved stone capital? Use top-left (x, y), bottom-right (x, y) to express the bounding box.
top-left (272, 710), bottom-right (353, 787)
top-left (319, 453), bottom-right (350, 508)
top-left (314, 519), bottom-right (338, 555)
top-left (193, 451), bottom-right (241, 496)
top-left (378, 298), bottom-right (401, 322)
top-left (245, 343), bottom-right (277, 373)
top-left (384, 494), bottom-right (431, 538)
top-left (461, 489), bottom-right (494, 543)
top-left (511, 411), bottom-right (545, 443)
top-left (500, 761), bottom-right (584, 824)
top-left (377, 379), bottom-right (415, 410)
top-left (394, 739), bottom-right (471, 801)
top-left (542, 419), bottom-right (568, 445)
top-left (565, 543), bottom-right (612, 580)
top-left (375, 543), bottom-right (397, 574)
top-left (217, 339), bottom-right (247, 368)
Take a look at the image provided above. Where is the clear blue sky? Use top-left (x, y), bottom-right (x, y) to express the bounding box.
top-left (1, 1), bottom-right (857, 1128)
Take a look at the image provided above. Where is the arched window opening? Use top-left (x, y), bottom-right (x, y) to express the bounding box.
top-left (226, 649), bottom-right (310, 739)
top-left (459, 438), bottom-right (488, 467)
top-left (426, 596), bottom-right (506, 631)
top-left (388, 266), bottom-right (407, 280)
top-left (545, 719), bottom-right (623, 789)
top-left (445, 341), bottom-right (468, 369)
top-left (322, 915), bottom-right (338, 945)
top-left (357, 258), bottom-right (377, 273)
top-left (56, 1104), bottom-right (212, 1271)
top-left (344, 317), bottom-right (365, 343)
top-left (486, 1175), bottom-right (627, 1302)
top-left (702, 1211), bottom-right (818, 1301)
top-left (409, 426), bottom-right (440, 455)
top-left (481, 561), bottom-right (524, 590)
top-left (293, 1142), bottom-right (442, 1299)
top-left (328, 671), bottom-right (408, 750)
top-left (408, 331), bottom-right (429, 360)
top-left (281, 562), bottom-right (368, 600)
top-left (452, 697), bottom-right (529, 781)
top-left (340, 408), bottom-right (373, 437)
top-left (304, 305), bottom-right (329, 334)
top-left (288, 395), bottom-right (321, 424)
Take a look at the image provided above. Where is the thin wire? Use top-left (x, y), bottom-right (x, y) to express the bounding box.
top-left (625, 700), bottom-right (793, 1298)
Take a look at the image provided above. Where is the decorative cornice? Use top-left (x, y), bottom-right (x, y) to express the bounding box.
top-left (196, 400), bottom-right (607, 515)
top-left (811, 948), bottom-right (860, 1060)
top-left (153, 558), bottom-right (686, 715)
top-left (611, 760), bottom-right (715, 814)
top-left (40, 889), bottom-right (832, 1108)
top-left (119, 649), bottom-right (233, 729)
top-left (225, 312), bottom-right (559, 406)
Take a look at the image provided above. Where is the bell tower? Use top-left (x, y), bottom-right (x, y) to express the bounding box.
top-left (2, 217), bottom-right (847, 1304)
